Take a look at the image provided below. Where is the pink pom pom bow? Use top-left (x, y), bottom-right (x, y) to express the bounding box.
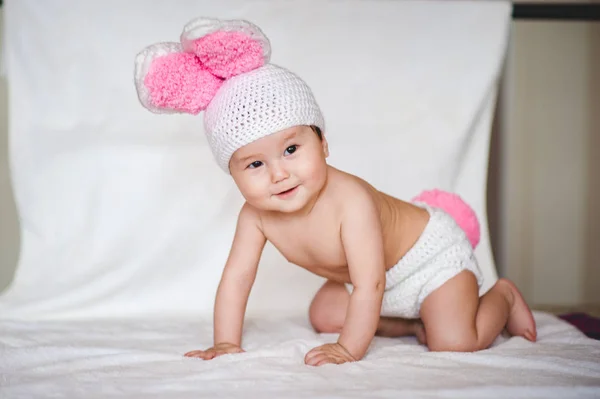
top-left (134, 18), bottom-right (271, 114)
top-left (181, 18), bottom-right (271, 79)
top-left (412, 189), bottom-right (481, 249)
top-left (134, 42), bottom-right (222, 114)
top-left (144, 50), bottom-right (223, 114)
top-left (192, 30), bottom-right (267, 79)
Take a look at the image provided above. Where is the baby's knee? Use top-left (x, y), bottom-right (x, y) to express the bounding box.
top-left (309, 304), bottom-right (342, 333)
top-left (308, 281), bottom-right (349, 333)
top-left (427, 332), bottom-right (481, 352)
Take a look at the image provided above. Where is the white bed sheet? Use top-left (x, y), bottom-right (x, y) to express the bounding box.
top-left (1, 312), bottom-right (599, 398)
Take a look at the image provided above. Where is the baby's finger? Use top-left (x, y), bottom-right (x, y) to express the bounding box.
top-left (305, 352), bottom-right (328, 366)
top-left (304, 349), bottom-right (322, 364)
top-left (185, 350), bottom-right (215, 359)
top-left (315, 356), bottom-right (335, 367)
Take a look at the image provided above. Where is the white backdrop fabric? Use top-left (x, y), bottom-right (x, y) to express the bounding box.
top-left (0, 0), bottom-right (506, 320)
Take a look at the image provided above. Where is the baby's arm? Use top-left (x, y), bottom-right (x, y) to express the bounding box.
top-left (337, 190), bottom-right (386, 360)
top-left (185, 203), bottom-right (266, 359)
top-left (214, 203), bottom-right (266, 346)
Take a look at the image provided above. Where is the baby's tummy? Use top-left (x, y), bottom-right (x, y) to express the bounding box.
top-left (298, 262), bottom-right (351, 284)
top-left (279, 244), bottom-right (350, 283)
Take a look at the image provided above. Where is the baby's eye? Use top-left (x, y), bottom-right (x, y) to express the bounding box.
top-left (284, 145), bottom-right (298, 156)
top-left (247, 161), bottom-right (263, 169)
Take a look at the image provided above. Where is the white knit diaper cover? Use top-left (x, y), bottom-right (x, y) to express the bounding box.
top-left (346, 204), bottom-right (484, 319)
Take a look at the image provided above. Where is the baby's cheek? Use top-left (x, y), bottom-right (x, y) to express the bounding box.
top-left (304, 158), bottom-right (327, 183)
top-left (240, 180), bottom-right (268, 202)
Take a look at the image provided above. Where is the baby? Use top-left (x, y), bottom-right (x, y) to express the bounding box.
top-left (135, 17), bottom-right (537, 367)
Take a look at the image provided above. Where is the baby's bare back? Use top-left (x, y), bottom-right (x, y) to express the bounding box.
top-left (258, 166), bottom-right (430, 283)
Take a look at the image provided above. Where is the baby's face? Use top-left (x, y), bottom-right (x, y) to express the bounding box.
top-left (229, 125), bottom-right (329, 213)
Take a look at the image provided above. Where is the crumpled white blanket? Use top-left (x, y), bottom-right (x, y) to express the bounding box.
top-left (1, 312), bottom-right (599, 398)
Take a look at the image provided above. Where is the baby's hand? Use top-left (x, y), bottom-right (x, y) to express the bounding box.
top-left (304, 343), bottom-right (357, 366)
top-left (184, 343), bottom-right (244, 360)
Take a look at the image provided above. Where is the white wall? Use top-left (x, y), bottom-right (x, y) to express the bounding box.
top-left (0, 7), bottom-right (21, 292)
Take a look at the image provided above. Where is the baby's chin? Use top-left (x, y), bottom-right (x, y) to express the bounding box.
top-left (262, 199), bottom-right (307, 214)
top-left (251, 194), bottom-right (311, 214)
top-left (275, 203), bottom-right (309, 214)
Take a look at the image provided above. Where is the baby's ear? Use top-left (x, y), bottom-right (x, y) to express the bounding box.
top-left (180, 18), bottom-right (271, 79)
top-left (134, 42), bottom-right (223, 114)
top-left (322, 136), bottom-right (330, 158)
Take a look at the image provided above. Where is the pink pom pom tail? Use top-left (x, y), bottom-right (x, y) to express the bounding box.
top-left (412, 189), bottom-right (481, 249)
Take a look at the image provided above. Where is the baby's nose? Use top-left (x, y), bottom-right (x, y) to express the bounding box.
top-left (270, 161), bottom-right (290, 183)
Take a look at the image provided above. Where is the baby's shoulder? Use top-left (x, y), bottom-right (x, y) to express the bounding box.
top-left (326, 167), bottom-right (381, 211)
top-left (237, 201), bottom-right (264, 229)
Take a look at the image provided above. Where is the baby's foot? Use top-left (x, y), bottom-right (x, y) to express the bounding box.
top-left (497, 278), bottom-right (537, 342)
top-left (414, 321), bottom-right (427, 345)
top-left (377, 317), bottom-right (427, 345)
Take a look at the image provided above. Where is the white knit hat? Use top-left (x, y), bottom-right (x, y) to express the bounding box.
top-left (203, 64), bottom-right (324, 172)
top-left (134, 17), bottom-right (325, 173)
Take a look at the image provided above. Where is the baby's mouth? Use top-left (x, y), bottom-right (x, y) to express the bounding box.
top-left (275, 185), bottom-right (299, 196)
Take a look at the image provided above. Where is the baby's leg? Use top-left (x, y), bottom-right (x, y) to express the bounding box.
top-left (419, 271), bottom-right (537, 352)
top-left (309, 280), bottom-right (427, 343)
